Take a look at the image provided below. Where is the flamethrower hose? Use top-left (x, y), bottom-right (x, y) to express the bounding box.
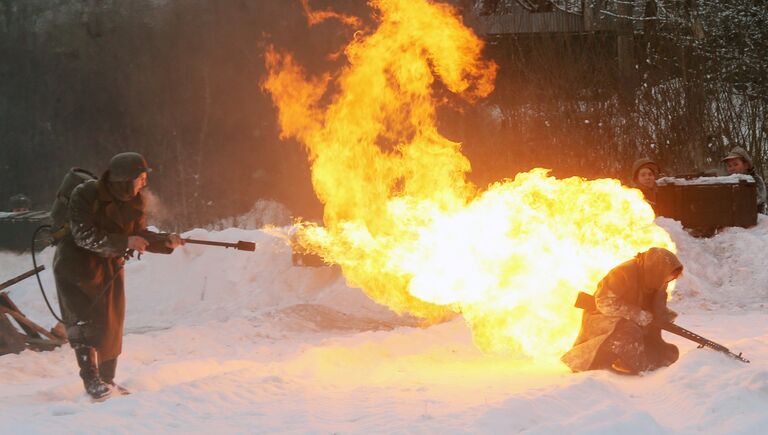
top-left (31, 225), bottom-right (125, 324)
top-left (31, 224), bottom-right (64, 323)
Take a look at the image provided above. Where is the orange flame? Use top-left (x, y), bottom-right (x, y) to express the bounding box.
top-left (300, 0), bottom-right (362, 28)
top-left (264, 0), bottom-right (674, 360)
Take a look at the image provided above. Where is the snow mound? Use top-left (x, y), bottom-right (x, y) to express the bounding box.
top-left (658, 216), bottom-right (768, 311)
top-left (657, 174), bottom-right (754, 186)
top-left (2, 226), bottom-right (410, 333)
top-left (1, 220), bottom-right (767, 432)
top-left (5, 217), bottom-right (766, 332)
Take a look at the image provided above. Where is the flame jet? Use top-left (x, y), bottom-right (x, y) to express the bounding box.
top-left (264, 0), bottom-right (674, 360)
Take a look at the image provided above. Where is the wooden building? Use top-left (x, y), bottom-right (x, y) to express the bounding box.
top-left (459, 0), bottom-right (647, 35)
top-left (456, 0), bottom-right (651, 85)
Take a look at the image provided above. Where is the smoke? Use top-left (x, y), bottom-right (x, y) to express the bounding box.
top-left (208, 199), bottom-right (293, 231)
top-left (142, 188), bottom-right (173, 229)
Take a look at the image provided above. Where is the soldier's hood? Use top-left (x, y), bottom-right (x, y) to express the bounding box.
top-left (638, 247), bottom-right (682, 291)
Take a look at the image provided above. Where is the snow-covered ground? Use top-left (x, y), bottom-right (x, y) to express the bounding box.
top-left (1, 218), bottom-right (767, 434)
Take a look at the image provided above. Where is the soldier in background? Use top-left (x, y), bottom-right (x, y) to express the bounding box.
top-left (53, 152), bottom-right (183, 400)
top-left (722, 147), bottom-right (767, 214)
top-left (630, 158), bottom-right (660, 212)
top-left (9, 193), bottom-right (31, 212)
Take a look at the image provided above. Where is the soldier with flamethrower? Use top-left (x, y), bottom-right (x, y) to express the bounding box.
top-left (52, 153), bottom-right (184, 399)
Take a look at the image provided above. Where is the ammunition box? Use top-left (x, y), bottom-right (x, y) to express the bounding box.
top-left (655, 176), bottom-right (757, 236)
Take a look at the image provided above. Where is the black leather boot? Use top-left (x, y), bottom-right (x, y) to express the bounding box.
top-left (99, 358), bottom-right (130, 395)
top-left (74, 347), bottom-right (112, 400)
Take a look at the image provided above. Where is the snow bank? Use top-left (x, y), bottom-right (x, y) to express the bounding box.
top-left (1, 217), bottom-right (767, 433)
top-left (658, 216), bottom-right (768, 311)
top-left (6, 216), bottom-right (764, 331)
top-left (3, 226), bottom-right (411, 333)
top-left (657, 174), bottom-right (755, 186)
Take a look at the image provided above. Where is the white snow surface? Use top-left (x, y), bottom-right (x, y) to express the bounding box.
top-left (657, 174), bottom-right (755, 186)
top-left (1, 219), bottom-right (767, 434)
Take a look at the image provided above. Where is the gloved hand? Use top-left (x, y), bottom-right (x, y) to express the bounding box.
top-left (165, 233), bottom-right (185, 249)
top-left (634, 310), bottom-right (654, 327)
top-left (127, 235), bottom-right (149, 253)
top-left (664, 309), bottom-right (678, 323)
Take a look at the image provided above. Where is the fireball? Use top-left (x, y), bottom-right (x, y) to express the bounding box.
top-left (264, 0), bottom-right (674, 360)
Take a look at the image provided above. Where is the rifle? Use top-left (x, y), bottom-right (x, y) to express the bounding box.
top-left (574, 291), bottom-right (750, 363)
top-left (140, 232), bottom-right (256, 253)
top-left (0, 266), bottom-right (46, 294)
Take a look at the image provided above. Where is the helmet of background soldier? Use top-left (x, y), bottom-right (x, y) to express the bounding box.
top-left (9, 193), bottom-right (31, 212)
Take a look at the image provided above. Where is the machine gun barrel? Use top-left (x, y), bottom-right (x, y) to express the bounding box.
top-left (0, 265), bottom-right (46, 293)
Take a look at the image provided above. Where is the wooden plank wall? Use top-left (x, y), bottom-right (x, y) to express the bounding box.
top-left (462, 1), bottom-right (634, 36)
top-left (466, 2), bottom-right (585, 35)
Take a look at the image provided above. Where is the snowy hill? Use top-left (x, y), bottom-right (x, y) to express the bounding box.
top-left (1, 218), bottom-right (766, 433)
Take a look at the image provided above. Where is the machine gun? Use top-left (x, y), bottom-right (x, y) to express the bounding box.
top-left (574, 291), bottom-right (750, 363)
top-left (0, 265), bottom-right (67, 355)
top-left (140, 232), bottom-right (256, 253)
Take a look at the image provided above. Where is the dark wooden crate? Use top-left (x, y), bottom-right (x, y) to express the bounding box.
top-left (0, 211), bottom-right (51, 252)
top-left (656, 181), bottom-right (757, 235)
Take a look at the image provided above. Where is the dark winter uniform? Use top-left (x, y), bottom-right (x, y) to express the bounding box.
top-left (748, 169), bottom-right (766, 214)
top-left (561, 248), bottom-right (682, 374)
top-left (53, 152), bottom-right (172, 398)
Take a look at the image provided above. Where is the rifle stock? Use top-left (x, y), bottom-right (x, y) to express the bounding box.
top-left (574, 291), bottom-right (749, 363)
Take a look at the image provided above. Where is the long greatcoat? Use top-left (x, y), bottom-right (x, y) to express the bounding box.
top-left (561, 248), bottom-right (682, 373)
top-left (53, 175), bottom-right (168, 361)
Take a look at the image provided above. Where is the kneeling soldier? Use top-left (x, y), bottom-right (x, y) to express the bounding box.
top-left (561, 248), bottom-right (682, 375)
top-left (53, 152), bottom-right (183, 399)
